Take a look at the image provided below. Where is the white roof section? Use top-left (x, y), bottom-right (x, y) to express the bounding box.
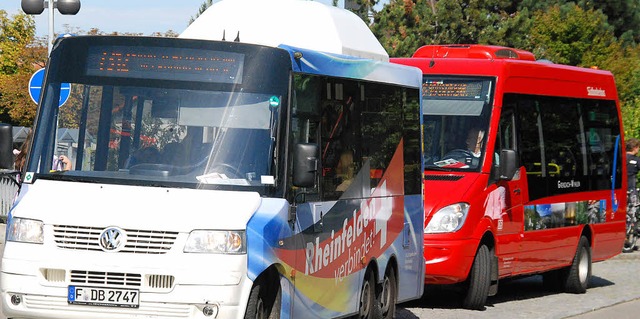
top-left (179, 0), bottom-right (389, 62)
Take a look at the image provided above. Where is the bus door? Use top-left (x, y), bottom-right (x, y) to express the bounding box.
top-left (512, 95), bottom-right (589, 272)
top-left (494, 105), bottom-right (525, 275)
top-left (289, 76), bottom-right (365, 318)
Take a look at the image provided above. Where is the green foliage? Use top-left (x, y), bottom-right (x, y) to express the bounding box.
top-left (371, 0), bottom-right (517, 57)
top-left (576, 0), bottom-right (640, 44)
top-left (527, 4), bottom-right (616, 66)
top-left (371, 0), bottom-right (640, 142)
top-left (345, 0), bottom-right (379, 22)
top-left (189, 0), bottom-right (214, 25)
top-left (0, 10), bottom-right (45, 126)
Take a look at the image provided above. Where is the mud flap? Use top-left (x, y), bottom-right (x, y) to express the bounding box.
top-left (488, 254), bottom-right (499, 296)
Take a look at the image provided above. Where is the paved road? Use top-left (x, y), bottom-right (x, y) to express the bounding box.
top-left (0, 235), bottom-right (639, 319)
top-left (398, 251), bottom-right (640, 319)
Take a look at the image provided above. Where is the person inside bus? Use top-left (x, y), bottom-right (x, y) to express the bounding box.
top-left (14, 129), bottom-right (72, 174)
top-left (626, 137), bottom-right (640, 203)
top-left (465, 126), bottom-right (485, 157)
top-left (335, 149), bottom-right (355, 192)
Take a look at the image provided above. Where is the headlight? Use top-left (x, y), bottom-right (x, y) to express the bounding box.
top-left (424, 203), bottom-right (470, 233)
top-left (184, 230), bottom-right (246, 254)
top-left (7, 217), bottom-right (44, 244)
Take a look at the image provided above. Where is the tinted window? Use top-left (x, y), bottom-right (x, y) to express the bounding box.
top-left (290, 74), bottom-right (421, 201)
top-left (504, 94), bottom-right (621, 200)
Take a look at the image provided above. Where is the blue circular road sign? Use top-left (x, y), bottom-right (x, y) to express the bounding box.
top-left (28, 68), bottom-right (71, 107)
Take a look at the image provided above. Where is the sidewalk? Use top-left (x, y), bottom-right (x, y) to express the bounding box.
top-left (567, 298), bottom-right (640, 319)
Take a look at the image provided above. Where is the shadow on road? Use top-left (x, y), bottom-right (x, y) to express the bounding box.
top-left (399, 275), bottom-right (614, 311)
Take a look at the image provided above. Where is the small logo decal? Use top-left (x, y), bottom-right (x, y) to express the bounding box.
top-left (99, 227), bottom-right (125, 252)
top-left (587, 86), bottom-right (606, 97)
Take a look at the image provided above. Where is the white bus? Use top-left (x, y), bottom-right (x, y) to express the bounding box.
top-left (0, 1), bottom-right (424, 318)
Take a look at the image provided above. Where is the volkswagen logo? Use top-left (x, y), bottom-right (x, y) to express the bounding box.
top-left (99, 227), bottom-right (126, 252)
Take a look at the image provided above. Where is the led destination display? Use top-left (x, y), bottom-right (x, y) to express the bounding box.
top-left (85, 45), bottom-right (244, 84)
top-left (423, 80), bottom-right (484, 99)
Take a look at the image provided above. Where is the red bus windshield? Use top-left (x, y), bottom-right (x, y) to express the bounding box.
top-left (422, 76), bottom-right (494, 171)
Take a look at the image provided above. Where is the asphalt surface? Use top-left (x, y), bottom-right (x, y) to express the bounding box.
top-left (0, 224), bottom-right (639, 318)
top-left (397, 251), bottom-right (640, 319)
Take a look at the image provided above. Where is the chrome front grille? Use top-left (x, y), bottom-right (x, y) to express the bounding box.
top-left (53, 225), bottom-right (178, 254)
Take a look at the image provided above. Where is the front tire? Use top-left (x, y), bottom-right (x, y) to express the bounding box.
top-left (244, 277), bottom-right (281, 319)
top-left (563, 236), bottom-right (591, 293)
top-left (462, 244), bottom-right (491, 310)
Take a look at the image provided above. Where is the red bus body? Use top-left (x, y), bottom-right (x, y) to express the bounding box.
top-left (392, 45), bottom-right (626, 306)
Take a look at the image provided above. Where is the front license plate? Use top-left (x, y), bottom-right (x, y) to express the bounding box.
top-left (68, 286), bottom-right (139, 308)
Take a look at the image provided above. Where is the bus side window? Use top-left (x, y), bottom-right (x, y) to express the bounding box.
top-left (288, 74), bottom-right (323, 203)
top-left (496, 104), bottom-right (518, 179)
top-left (319, 91), bottom-right (358, 200)
top-left (515, 98), bottom-right (543, 176)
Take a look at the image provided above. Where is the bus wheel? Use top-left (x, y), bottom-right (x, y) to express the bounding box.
top-left (462, 244), bottom-right (491, 310)
top-left (380, 269), bottom-right (397, 319)
top-left (564, 236), bottom-right (591, 293)
top-left (244, 277), bottom-right (281, 319)
top-left (357, 270), bottom-right (381, 319)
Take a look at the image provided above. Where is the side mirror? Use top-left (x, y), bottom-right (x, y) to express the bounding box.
top-left (499, 149), bottom-right (518, 181)
top-left (293, 143), bottom-right (318, 188)
top-left (0, 124), bottom-right (14, 170)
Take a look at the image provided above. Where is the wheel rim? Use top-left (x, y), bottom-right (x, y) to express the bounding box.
top-left (380, 276), bottom-right (391, 314)
top-left (359, 279), bottom-right (371, 317)
top-left (255, 298), bottom-right (265, 319)
top-left (578, 246), bottom-right (589, 283)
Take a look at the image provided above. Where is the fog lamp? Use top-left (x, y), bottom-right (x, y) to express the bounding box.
top-left (11, 294), bottom-right (22, 305)
top-left (202, 304), bottom-right (218, 317)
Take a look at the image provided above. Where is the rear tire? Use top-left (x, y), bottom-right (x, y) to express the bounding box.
top-left (357, 270), bottom-right (381, 319)
top-left (462, 244), bottom-right (491, 310)
top-left (563, 236), bottom-right (591, 293)
top-left (380, 269), bottom-right (397, 319)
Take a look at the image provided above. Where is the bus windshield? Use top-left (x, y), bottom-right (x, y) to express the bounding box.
top-left (26, 36), bottom-right (290, 191)
top-left (422, 76), bottom-right (494, 171)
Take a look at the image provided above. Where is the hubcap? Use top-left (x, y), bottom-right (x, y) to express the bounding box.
top-left (578, 247), bottom-right (589, 283)
top-left (381, 277), bottom-right (391, 314)
top-left (256, 298), bottom-right (265, 319)
top-left (360, 279), bottom-right (371, 318)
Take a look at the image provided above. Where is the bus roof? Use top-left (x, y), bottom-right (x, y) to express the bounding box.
top-left (279, 44), bottom-right (422, 88)
top-left (179, 0), bottom-right (389, 62)
top-left (391, 45), bottom-right (618, 101)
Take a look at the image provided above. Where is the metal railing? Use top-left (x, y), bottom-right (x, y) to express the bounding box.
top-left (0, 170), bottom-right (20, 223)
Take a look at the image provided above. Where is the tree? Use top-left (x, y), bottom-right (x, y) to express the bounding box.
top-left (526, 4), bottom-right (617, 67)
top-left (576, 0), bottom-right (640, 44)
top-left (517, 0), bottom-right (640, 45)
top-left (0, 10), bottom-right (46, 126)
top-left (371, 0), bottom-right (516, 57)
top-left (189, 0), bottom-right (214, 25)
top-left (345, 0), bottom-right (379, 23)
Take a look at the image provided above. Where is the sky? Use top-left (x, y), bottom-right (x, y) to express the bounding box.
top-left (1, 0), bottom-right (364, 37)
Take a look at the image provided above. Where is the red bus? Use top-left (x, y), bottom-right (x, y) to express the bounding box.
top-left (391, 45), bottom-right (626, 310)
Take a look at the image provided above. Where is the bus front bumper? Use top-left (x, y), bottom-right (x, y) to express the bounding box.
top-left (0, 251), bottom-right (254, 319)
top-left (424, 236), bottom-right (479, 285)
